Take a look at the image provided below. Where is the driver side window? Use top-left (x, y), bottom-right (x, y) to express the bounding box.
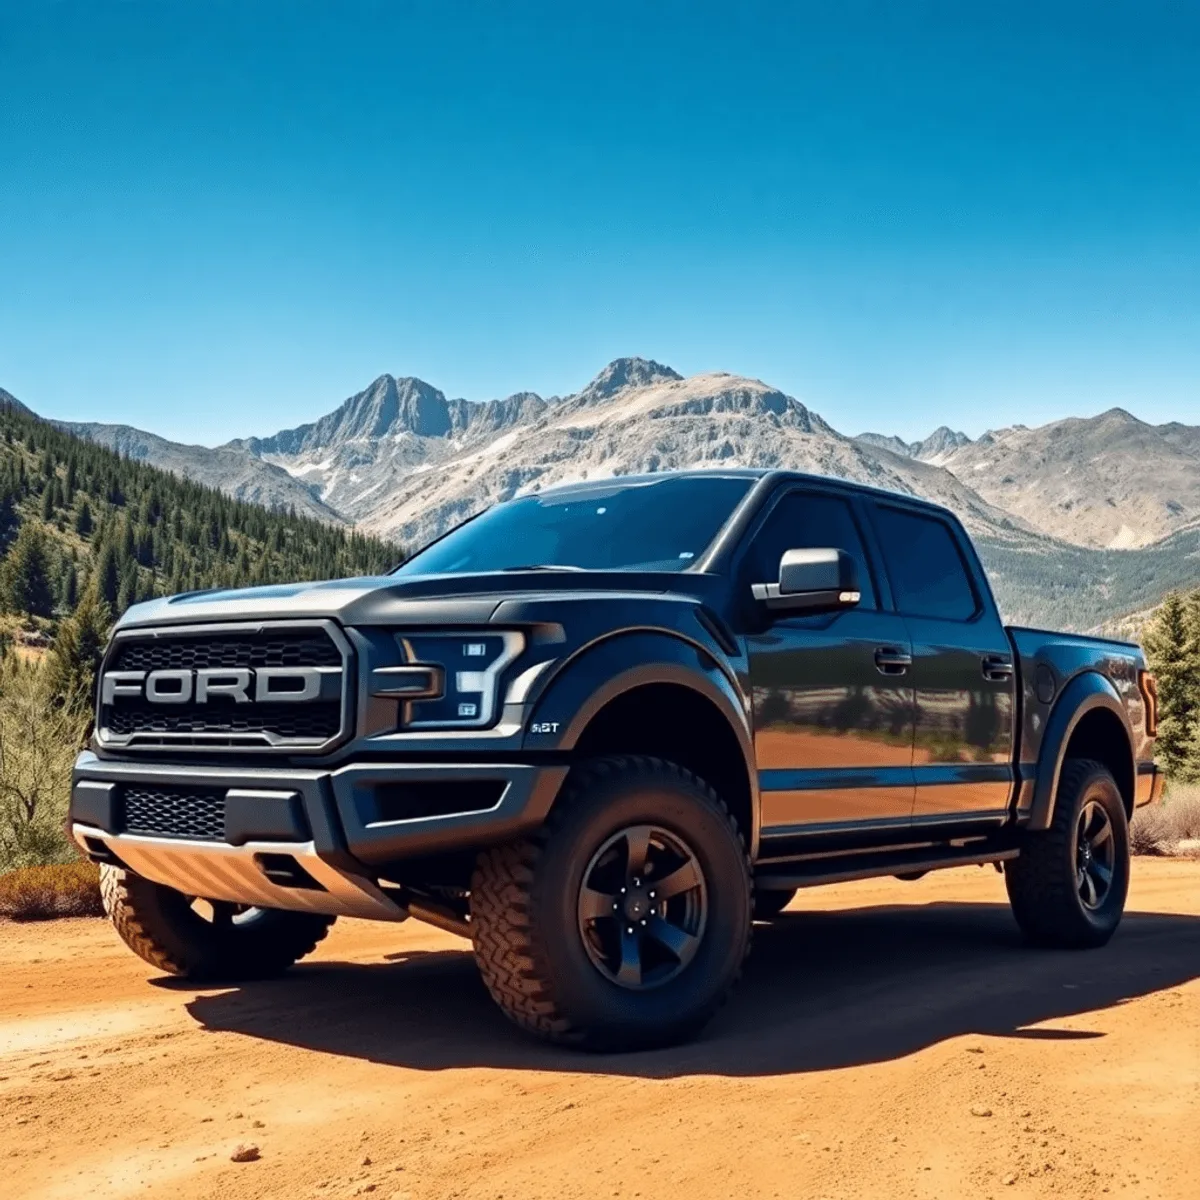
top-left (744, 492), bottom-right (876, 610)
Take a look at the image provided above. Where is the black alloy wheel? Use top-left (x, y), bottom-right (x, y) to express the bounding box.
top-left (1075, 800), bottom-right (1116, 911)
top-left (576, 823), bottom-right (708, 989)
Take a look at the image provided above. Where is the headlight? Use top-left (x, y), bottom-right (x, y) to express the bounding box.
top-left (391, 631), bottom-right (524, 730)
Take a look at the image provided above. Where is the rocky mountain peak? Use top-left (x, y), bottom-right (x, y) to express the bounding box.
top-left (230, 374), bottom-right (454, 458)
top-left (854, 431), bottom-right (914, 458)
top-left (1093, 407), bottom-right (1146, 428)
top-left (578, 357), bottom-right (683, 402)
top-left (330, 374), bottom-right (452, 441)
top-left (852, 425), bottom-right (971, 461)
top-left (913, 426), bottom-right (972, 461)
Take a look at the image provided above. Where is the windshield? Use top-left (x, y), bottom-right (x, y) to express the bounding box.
top-left (393, 475), bottom-right (753, 576)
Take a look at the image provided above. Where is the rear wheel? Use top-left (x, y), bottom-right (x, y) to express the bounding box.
top-left (1005, 758), bottom-right (1130, 948)
top-left (470, 756), bottom-right (752, 1051)
top-left (100, 865), bottom-right (334, 979)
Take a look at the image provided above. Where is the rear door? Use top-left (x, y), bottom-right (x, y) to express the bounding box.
top-left (740, 487), bottom-right (916, 838)
top-left (866, 502), bottom-right (1017, 825)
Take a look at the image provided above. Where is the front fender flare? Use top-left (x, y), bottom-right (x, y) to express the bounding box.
top-left (522, 631), bottom-right (759, 853)
top-left (1028, 670), bottom-right (1134, 831)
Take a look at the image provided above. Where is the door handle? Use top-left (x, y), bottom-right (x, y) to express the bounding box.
top-left (981, 655), bottom-right (1014, 682)
top-left (874, 647), bottom-right (912, 676)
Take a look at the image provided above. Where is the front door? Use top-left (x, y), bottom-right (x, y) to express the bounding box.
top-left (868, 503), bottom-right (1017, 823)
top-left (741, 489), bottom-right (916, 838)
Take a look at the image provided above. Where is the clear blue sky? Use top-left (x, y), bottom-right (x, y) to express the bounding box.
top-left (3, 1), bottom-right (1198, 445)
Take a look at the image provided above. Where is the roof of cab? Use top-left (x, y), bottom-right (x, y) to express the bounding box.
top-left (533, 468), bottom-right (957, 518)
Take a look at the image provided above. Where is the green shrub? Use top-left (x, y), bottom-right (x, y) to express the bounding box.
top-left (0, 861), bottom-right (102, 919)
top-left (0, 652), bottom-right (90, 871)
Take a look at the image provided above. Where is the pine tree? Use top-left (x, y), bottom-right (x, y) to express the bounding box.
top-left (45, 581), bottom-right (113, 711)
top-left (1, 521), bottom-right (56, 617)
top-left (40, 477), bottom-right (57, 520)
top-left (0, 480), bottom-right (16, 553)
top-left (74, 499), bottom-right (93, 537)
top-left (60, 561), bottom-right (78, 609)
top-left (119, 515), bottom-right (135, 561)
top-left (1143, 590), bottom-right (1200, 782)
top-left (116, 559), bottom-right (140, 615)
top-left (93, 541), bottom-right (120, 608)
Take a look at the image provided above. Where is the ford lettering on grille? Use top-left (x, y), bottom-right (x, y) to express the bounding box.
top-left (96, 622), bottom-right (351, 752)
top-left (101, 666), bottom-right (341, 706)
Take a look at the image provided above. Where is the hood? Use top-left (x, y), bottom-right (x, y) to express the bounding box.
top-left (115, 569), bottom-right (716, 631)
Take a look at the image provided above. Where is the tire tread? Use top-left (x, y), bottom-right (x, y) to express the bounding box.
top-left (470, 754), bottom-right (751, 1048)
top-left (1006, 757), bottom-right (1128, 949)
top-left (100, 864), bottom-right (333, 979)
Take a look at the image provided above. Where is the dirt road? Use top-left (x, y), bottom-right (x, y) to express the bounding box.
top-left (3, 860), bottom-right (1200, 1200)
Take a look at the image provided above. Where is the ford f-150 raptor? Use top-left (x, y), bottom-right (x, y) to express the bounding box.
top-left (69, 470), bottom-right (1162, 1050)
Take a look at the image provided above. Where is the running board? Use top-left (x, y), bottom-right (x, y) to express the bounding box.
top-left (755, 843), bottom-right (1019, 891)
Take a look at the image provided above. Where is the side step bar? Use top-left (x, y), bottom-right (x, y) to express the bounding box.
top-left (755, 843), bottom-right (1019, 892)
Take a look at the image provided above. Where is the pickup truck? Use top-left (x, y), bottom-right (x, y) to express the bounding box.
top-left (69, 469), bottom-right (1162, 1051)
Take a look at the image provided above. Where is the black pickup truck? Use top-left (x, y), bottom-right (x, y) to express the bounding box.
top-left (70, 470), bottom-right (1161, 1050)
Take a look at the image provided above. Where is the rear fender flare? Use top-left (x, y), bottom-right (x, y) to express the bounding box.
top-left (1028, 670), bottom-right (1134, 831)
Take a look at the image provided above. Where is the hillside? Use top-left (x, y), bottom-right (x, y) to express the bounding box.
top-left (55, 357), bottom-right (1200, 556)
top-left (0, 397), bottom-right (399, 639)
top-left (55, 421), bottom-right (341, 524)
top-left (975, 521), bottom-right (1200, 632)
top-left (906, 409), bottom-right (1200, 549)
top-left (12, 360), bottom-right (1200, 633)
top-left (47, 360), bottom-right (1031, 547)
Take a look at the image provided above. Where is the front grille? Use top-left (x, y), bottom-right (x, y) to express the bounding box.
top-left (98, 623), bottom-right (349, 752)
top-left (114, 634), bottom-right (342, 673)
top-left (123, 785), bottom-right (225, 841)
top-left (105, 702), bottom-right (342, 741)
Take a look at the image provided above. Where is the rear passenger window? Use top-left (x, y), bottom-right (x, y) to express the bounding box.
top-left (744, 492), bottom-right (876, 609)
top-left (872, 506), bottom-right (977, 621)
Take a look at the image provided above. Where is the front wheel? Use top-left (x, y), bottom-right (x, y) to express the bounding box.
top-left (100, 865), bottom-right (334, 979)
top-left (470, 756), bottom-right (752, 1051)
top-left (1005, 758), bottom-right (1130, 948)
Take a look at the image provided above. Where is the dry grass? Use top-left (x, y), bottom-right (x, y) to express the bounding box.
top-left (1131, 783), bottom-right (1200, 857)
top-left (0, 861), bottom-right (103, 920)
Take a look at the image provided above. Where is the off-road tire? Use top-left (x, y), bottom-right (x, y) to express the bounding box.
top-left (1005, 758), bottom-right (1130, 949)
top-left (100, 864), bottom-right (334, 980)
top-left (753, 887), bottom-right (797, 920)
top-left (470, 755), bottom-right (752, 1051)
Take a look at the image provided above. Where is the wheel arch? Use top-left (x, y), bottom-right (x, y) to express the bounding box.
top-left (1028, 671), bottom-right (1136, 831)
top-left (524, 632), bottom-right (759, 857)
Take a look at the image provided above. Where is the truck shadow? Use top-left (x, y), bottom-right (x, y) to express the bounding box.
top-left (180, 901), bottom-right (1200, 1078)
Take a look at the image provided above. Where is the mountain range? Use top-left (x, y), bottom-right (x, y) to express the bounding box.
top-left (14, 357), bottom-right (1200, 631)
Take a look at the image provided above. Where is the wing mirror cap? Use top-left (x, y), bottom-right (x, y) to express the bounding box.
top-left (751, 547), bottom-right (862, 613)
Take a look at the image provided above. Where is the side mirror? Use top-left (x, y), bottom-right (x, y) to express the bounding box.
top-left (751, 547), bottom-right (861, 613)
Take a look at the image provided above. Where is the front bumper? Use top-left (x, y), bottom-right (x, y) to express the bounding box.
top-left (70, 751), bottom-right (567, 919)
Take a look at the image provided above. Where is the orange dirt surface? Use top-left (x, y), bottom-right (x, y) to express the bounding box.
top-left (3, 859), bottom-right (1200, 1200)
